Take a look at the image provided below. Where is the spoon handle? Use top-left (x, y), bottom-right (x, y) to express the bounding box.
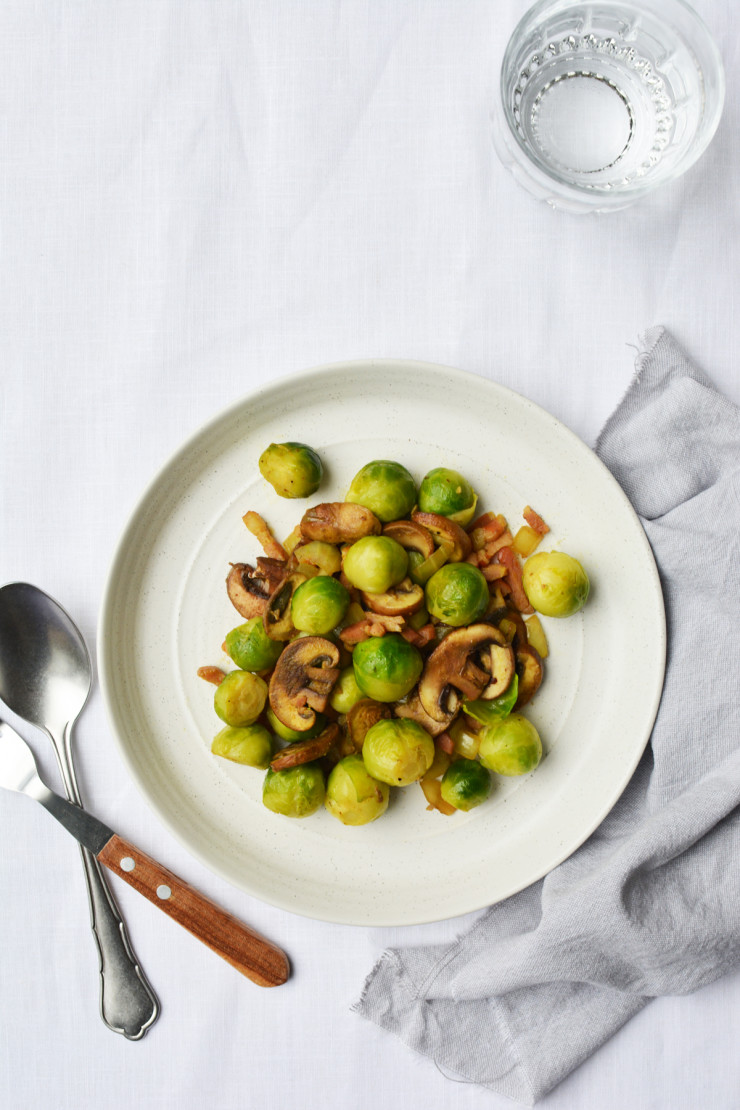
top-left (48, 724), bottom-right (160, 1039)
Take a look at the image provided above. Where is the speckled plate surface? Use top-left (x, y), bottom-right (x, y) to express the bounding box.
top-left (98, 359), bottom-right (665, 926)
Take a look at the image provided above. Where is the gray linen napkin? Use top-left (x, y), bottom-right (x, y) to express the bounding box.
top-left (352, 327), bottom-right (740, 1104)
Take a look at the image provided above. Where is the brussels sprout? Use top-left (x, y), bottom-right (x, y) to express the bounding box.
top-left (262, 763), bottom-right (325, 817)
top-left (346, 459), bottom-right (417, 523)
top-left (425, 563), bottom-right (489, 627)
top-left (258, 442), bottom-right (323, 499)
top-left (362, 718), bottom-right (435, 786)
top-left (522, 551), bottom-right (590, 618)
top-left (293, 541), bottom-right (342, 576)
top-left (418, 468), bottom-right (478, 526)
top-left (325, 754), bottom-right (390, 825)
top-left (478, 713), bottom-right (542, 776)
top-left (214, 671), bottom-right (268, 727)
top-left (352, 634), bottom-right (423, 703)
top-left (329, 666), bottom-right (366, 714)
top-left (440, 758), bottom-right (492, 811)
top-left (266, 705), bottom-right (326, 742)
top-left (464, 674), bottom-right (519, 725)
top-left (211, 724), bottom-right (273, 769)
top-left (224, 618), bottom-right (284, 672)
top-left (291, 575), bottom-right (350, 635)
top-left (342, 536), bottom-right (408, 594)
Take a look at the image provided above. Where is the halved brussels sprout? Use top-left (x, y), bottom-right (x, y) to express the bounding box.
top-left (258, 442), bottom-right (323, 499)
top-left (522, 551), bottom-right (590, 618)
top-left (346, 459), bottom-right (416, 523)
top-left (262, 763), bottom-right (325, 817)
top-left (362, 718), bottom-right (435, 786)
top-left (418, 468), bottom-right (478, 526)
top-left (211, 724), bottom-right (273, 769)
top-left (440, 758), bottom-right (491, 811)
top-left (329, 666), bottom-right (366, 714)
top-left (325, 754), bottom-right (390, 825)
top-left (291, 575), bottom-right (350, 635)
top-left (265, 705), bottom-right (327, 742)
top-left (425, 563), bottom-right (489, 627)
top-left (352, 634), bottom-right (423, 703)
top-left (342, 535), bottom-right (408, 594)
top-left (478, 713), bottom-right (542, 776)
top-left (292, 541), bottom-right (342, 576)
top-left (214, 670), bottom-right (268, 727)
top-left (464, 674), bottom-right (519, 725)
top-left (224, 617), bottom-right (284, 672)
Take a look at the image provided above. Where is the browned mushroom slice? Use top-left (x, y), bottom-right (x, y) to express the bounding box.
top-left (411, 511), bottom-right (472, 562)
top-left (514, 644), bottom-right (543, 710)
top-left (394, 689), bottom-right (452, 736)
top-left (268, 636), bottom-right (341, 732)
top-left (270, 722), bottom-right (339, 771)
top-left (226, 562), bottom-right (277, 619)
top-left (361, 577), bottom-right (424, 617)
top-left (478, 637), bottom-right (516, 701)
top-left (262, 572), bottom-right (307, 641)
top-left (300, 502), bottom-right (381, 544)
top-left (418, 623), bottom-right (512, 723)
top-left (382, 520), bottom-right (435, 560)
top-left (346, 698), bottom-right (392, 750)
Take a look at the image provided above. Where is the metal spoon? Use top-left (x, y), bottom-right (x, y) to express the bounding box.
top-left (0, 582), bottom-right (160, 1039)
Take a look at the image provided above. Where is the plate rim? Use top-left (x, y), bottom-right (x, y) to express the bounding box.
top-left (98, 356), bottom-right (666, 925)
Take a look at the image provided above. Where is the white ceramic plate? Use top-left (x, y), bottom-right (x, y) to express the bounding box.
top-left (99, 359), bottom-right (665, 926)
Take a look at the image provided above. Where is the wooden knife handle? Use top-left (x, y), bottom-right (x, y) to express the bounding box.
top-left (98, 834), bottom-right (290, 988)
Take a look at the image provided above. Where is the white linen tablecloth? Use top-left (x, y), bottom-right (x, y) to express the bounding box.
top-left (1, 3), bottom-right (739, 1108)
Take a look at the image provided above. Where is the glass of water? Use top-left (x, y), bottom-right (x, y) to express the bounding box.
top-left (493, 0), bottom-right (724, 212)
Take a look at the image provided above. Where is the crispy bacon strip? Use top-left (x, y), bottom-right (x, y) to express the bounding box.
top-left (242, 510), bottom-right (287, 561)
top-left (269, 723), bottom-right (339, 771)
top-left (340, 614), bottom-right (405, 644)
top-left (523, 505), bottom-right (549, 535)
top-left (496, 545), bottom-right (534, 614)
top-left (478, 531), bottom-right (514, 565)
top-left (197, 666), bottom-right (226, 686)
top-left (400, 624), bottom-right (436, 649)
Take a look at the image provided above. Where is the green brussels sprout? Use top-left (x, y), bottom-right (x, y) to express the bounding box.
top-left (293, 541), bottom-right (342, 576)
top-left (418, 467), bottom-right (478, 526)
top-left (440, 758), bottom-right (492, 811)
top-left (478, 714), bottom-right (542, 776)
top-left (352, 634), bottom-right (423, 703)
top-left (224, 618), bottom-right (284, 672)
top-left (211, 724), bottom-right (273, 769)
top-left (325, 754), bottom-right (390, 825)
top-left (266, 706), bottom-right (326, 742)
top-left (342, 536), bottom-right (408, 594)
top-left (329, 666), bottom-right (366, 714)
top-left (362, 718), bottom-right (435, 786)
top-left (214, 671), bottom-right (268, 727)
top-left (345, 459), bottom-right (416, 523)
top-left (262, 763), bottom-right (325, 817)
top-left (291, 575), bottom-right (350, 635)
top-left (258, 442), bottom-right (323, 499)
top-left (522, 551), bottom-right (590, 618)
top-left (425, 563), bottom-right (489, 627)
top-left (464, 674), bottom-right (519, 725)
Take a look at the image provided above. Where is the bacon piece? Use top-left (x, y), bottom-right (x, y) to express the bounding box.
top-left (242, 510), bottom-right (287, 561)
top-left (481, 563), bottom-right (508, 582)
top-left (197, 666), bottom-right (226, 686)
top-left (436, 731), bottom-right (455, 756)
top-left (523, 506), bottom-right (549, 535)
top-left (269, 723), bottom-right (339, 771)
top-left (400, 624), bottom-right (436, 649)
top-left (496, 546), bottom-right (534, 614)
top-left (340, 614), bottom-right (405, 644)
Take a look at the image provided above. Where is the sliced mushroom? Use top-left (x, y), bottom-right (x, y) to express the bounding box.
top-left (270, 722), bottom-right (339, 771)
top-left (227, 562), bottom-right (284, 619)
top-left (478, 639), bottom-right (516, 700)
top-left (418, 624), bottom-right (514, 723)
top-left (514, 644), bottom-right (543, 710)
top-left (268, 636), bottom-right (341, 732)
top-left (382, 520), bottom-right (435, 559)
top-left (394, 689), bottom-right (452, 736)
top-left (346, 698), bottom-right (392, 750)
top-left (361, 577), bottom-right (424, 617)
top-left (300, 502), bottom-right (381, 544)
top-left (262, 572), bottom-right (307, 641)
top-left (411, 511), bottom-right (472, 562)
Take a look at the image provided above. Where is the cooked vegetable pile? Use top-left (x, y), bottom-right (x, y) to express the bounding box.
top-left (198, 443), bottom-right (590, 824)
